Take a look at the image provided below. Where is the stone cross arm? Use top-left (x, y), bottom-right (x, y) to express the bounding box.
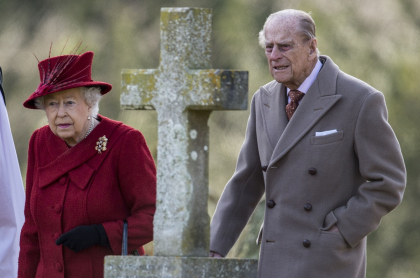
top-left (121, 69), bottom-right (248, 111)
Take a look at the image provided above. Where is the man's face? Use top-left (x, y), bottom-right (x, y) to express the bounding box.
top-left (264, 18), bottom-right (317, 89)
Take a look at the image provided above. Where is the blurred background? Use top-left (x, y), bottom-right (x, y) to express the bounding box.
top-left (1, 0), bottom-right (419, 277)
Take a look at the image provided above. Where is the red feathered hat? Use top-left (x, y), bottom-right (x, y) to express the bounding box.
top-left (23, 51), bottom-right (112, 109)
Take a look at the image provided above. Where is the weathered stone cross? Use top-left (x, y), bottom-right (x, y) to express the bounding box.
top-left (105, 8), bottom-right (258, 277)
top-left (120, 7), bottom-right (248, 257)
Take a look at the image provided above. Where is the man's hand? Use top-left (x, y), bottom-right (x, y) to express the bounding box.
top-left (209, 251), bottom-right (224, 258)
top-left (326, 224), bottom-right (340, 233)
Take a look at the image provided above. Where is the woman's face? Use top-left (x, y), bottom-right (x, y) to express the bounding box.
top-left (44, 88), bottom-right (92, 146)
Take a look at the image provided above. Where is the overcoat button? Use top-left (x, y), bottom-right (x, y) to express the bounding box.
top-left (303, 239), bottom-right (311, 248)
top-left (54, 204), bottom-right (62, 213)
top-left (55, 263), bottom-right (63, 272)
top-left (267, 200), bottom-right (276, 208)
top-left (261, 165), bottom-right (268, 172)
top-left (59, 176), bottom-right (67, 185)
top-left (304, 203), bottom-right (312, 211)
top-left (308, 168), bottom-right (317, 175)
top-left (53, 233), bottom-right (60, 241)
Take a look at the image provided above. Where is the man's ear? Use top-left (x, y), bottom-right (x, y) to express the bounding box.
top-left (308, 38), bottom-right (318, 59)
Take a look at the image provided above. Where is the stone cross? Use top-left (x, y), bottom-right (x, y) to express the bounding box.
top-left (120, 8), bottom-right (248, 257)
top-left (105, 8), bottom-right (257, 277)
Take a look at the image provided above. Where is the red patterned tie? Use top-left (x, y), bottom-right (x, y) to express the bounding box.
top-left (286, 90), bottom-right (305, 120)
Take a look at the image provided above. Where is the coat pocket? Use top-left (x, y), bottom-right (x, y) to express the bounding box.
top-left (311, 131), bottom-right (343, 145)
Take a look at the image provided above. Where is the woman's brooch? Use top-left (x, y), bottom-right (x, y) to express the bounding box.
top-left (95, 136), bottom-right (108, 154)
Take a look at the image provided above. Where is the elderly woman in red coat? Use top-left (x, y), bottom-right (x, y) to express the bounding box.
top-left (18, 49), bottom-right (156, 278)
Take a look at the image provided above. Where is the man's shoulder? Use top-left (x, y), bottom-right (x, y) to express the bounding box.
top-left (337, 70), bottom-right (381, 99)
top-left (261, 80), bottom-right (279, 91)
top-left (253, 80), bottom-right (280, 97)
top-left (321, 55), bottom-right (381, 97)
top-left (337, 70), bottom-right (378, 92)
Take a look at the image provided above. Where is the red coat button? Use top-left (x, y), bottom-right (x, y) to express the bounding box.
top-left (59, 176), bottom-right (67, 185)
top-left (54, 204), bottom-right (62, 213)
top-left (55, 263), bottom-right (63, 272)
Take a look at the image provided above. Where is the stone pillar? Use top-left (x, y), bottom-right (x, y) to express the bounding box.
top-left (104, 7), bottom-right (257, 278)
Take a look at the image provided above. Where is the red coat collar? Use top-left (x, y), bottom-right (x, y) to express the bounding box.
top-left (37, 115), bottom-right (126, 188)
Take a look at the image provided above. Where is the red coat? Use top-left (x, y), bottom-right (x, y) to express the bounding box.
top-left (18, 115), bottom-right (156, 278)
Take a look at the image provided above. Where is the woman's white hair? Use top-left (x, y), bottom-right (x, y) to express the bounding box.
top-left (34, 86), bottom-right (102, 118)
top-left (81, 87), bottom-right (102, 118)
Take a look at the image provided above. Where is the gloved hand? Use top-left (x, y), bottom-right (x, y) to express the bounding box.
top-left (56, 224), bottom-right (109, 252)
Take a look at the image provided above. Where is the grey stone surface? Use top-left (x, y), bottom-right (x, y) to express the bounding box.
top-left (104, 256), bottom-right (258, 278)
top-left (106, 7), bottom-right (257, 278)
top-left (119, 7), bottom-right (248, 257)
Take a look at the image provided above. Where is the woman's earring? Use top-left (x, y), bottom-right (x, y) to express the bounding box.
top-left (88, 116), bottom-right (91, 120)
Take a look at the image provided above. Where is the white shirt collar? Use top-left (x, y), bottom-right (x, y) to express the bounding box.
top-left (287, 59), bottom-right (323, 98)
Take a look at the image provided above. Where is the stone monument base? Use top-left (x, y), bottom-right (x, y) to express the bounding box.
top-left (104, 256), bottom-right (258, 278)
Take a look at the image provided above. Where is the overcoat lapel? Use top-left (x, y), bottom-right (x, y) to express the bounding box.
top-left (259, 82), bottom-right (288, 151)
top-left (38, 116), bottom-right (124, 188)
top-left (268, 56), bottom-right (342, 167)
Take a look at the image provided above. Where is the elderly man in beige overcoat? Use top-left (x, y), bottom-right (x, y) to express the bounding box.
top-left (209, 9), bottom-right (406, 278)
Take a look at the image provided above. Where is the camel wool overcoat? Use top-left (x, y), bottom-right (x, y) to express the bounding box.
top-left (210, 56), bottom-right (406, 278)
top-left (18, 115), bottom-right (156, 278)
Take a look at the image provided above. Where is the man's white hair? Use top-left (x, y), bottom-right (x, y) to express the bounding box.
top-left (258, 9), bottom-right (320, 55)
top-left (34, 86), bottom-right (102, 118)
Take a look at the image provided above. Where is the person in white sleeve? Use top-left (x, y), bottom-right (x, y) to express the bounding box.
top-left (0, 66), bottom-right (25, 278)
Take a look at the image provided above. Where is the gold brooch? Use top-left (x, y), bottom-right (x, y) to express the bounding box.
top-left (95, 136), bottom-right (108, 154)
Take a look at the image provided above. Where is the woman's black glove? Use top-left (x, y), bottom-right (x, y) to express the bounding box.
top-left (55, 224), bottom-right (110, 252)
